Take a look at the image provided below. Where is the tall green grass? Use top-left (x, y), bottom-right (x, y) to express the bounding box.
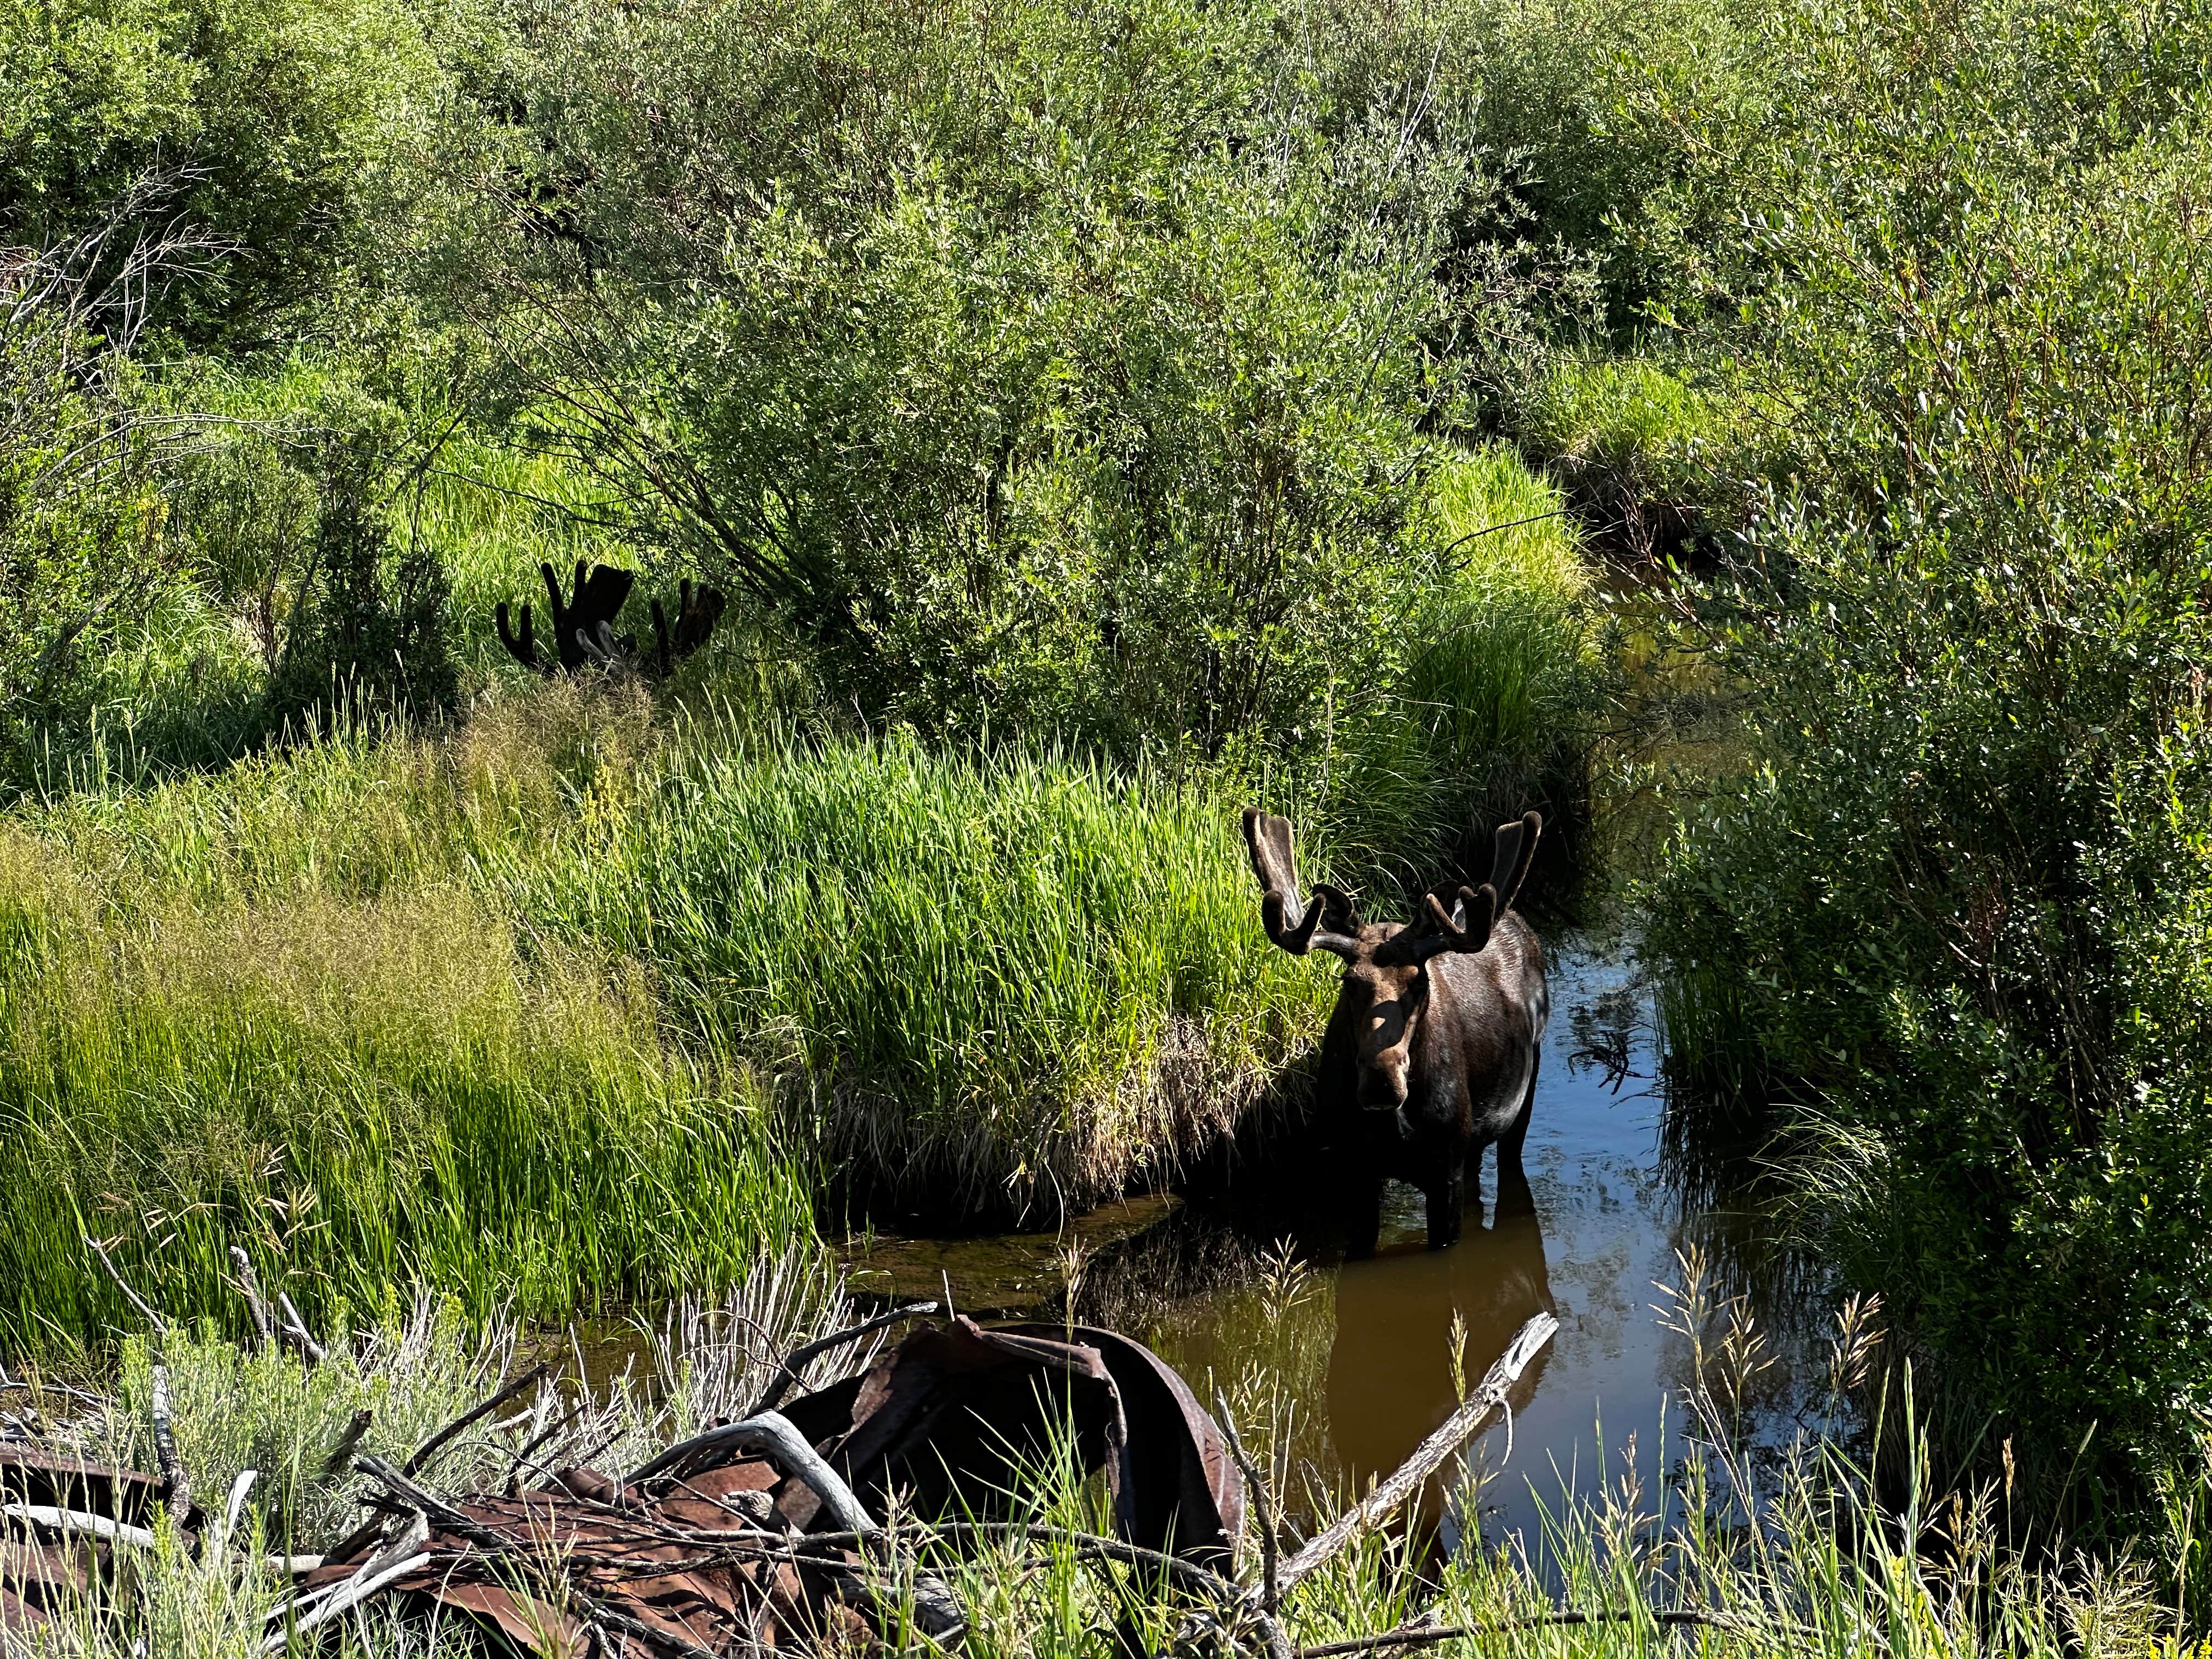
top-left (0, 695), bottom-right (806, 1348)
top-left (0, 682), bottom-right (1341, 1339)
top-left (523, 723), bottom-right (1334, 1223)
top-left (1307, 444), bottom-right (1600, 896)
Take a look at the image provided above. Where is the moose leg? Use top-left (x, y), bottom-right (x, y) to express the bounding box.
top-left (1499, 1049), bottom-right (1541, 1166)
top-left (1425, 1165), bottom-right (1465, 1250)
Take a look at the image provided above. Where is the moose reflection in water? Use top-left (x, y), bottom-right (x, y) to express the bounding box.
top-left (1327, 1161), bottom-right (1555, 1495)
top-left (1241, 808), bottom-right (1551, 1254)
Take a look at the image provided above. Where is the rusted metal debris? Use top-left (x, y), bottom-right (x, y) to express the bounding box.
top-left (2, 1316), bottom-right (1244, 1654)
top-left (2, 1306), bottom-right (1559, 1659)
top-left (1, 1443), bottom-right (173, 1629)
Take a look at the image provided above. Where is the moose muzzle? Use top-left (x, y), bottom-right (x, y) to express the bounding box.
top-left (1356, 1007), bottom-right (1414, 1111)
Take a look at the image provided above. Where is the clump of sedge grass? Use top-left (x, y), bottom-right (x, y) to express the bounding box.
top-left (529, 720), bottom-right (1335, 1225)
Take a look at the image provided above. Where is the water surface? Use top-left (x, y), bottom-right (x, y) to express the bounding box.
top-left (843, 939), bottom-right (1827, 1545)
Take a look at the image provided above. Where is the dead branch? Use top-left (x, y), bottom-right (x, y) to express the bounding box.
top-left (1215, 1390), bottom-right (1279, 1612)
top-left (622, 1410), bottom-right (871, 1534)
top-left (323, 1409), bottom-right (374, 1479)
top-left (85, 1238), bottom-right (166, 1333)
top-left (1294, 1605), bottom-right (1808, 1657)
top-left (228, 1247), bottom-right (275, 1350)
top-left (274, 1291), bottom-right (326, 1366)
top-left (403, 1363), bottom-right (551, 1478)
top-left (149, 1363), bottom-right (191, 1520)
top-left (1274, 1312), bottom-right (1556, 1595)
top-left (2, 1503), bottom-right (158, 1549)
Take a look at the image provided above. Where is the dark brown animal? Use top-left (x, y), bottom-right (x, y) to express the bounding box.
top-left (1242, 808), bottom-right (1550, 1254)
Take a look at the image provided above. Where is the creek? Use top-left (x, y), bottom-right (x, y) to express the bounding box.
top-left (837, 936), bottom-right (1835, 1549)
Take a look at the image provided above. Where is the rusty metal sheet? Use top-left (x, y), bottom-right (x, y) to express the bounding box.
top-left (0, 1443), bottom-right (164, 1525)
top-left (274, 1318), bottom-right (1243, 1656)
top-left (1004, 1322), bottom-right (1244, 1568)
top-left (803, 1317), bottom-right (1121, 1533)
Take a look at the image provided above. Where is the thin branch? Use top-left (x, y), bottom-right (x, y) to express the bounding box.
top-left (1295, 1606), bottom-right (1812, 1657)
top-left (1216, 1390), bottom-right (1279, 1613)
top-left (149, 1364), bottom-right (191, 1519)
top-left (403, 1363), bottom-right (551, 1478)
top-left (228, 1248), bottom-right (274, 1350)
top-left (322, 1409), bottom-right (374, 1479)
top-left (84, 1238), bottom-right (166, 1333)
top-left (274, 1293), bottom-right (326, 1367)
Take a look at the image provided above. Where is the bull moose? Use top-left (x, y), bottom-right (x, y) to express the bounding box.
top-left (1241, 808), bottom-right (1550, 1255)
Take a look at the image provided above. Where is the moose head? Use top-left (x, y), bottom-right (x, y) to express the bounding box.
top-left (1242, 808), bottom-right (1542, 1112)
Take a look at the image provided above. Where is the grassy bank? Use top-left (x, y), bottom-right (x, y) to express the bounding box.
top-left (0, 687), bottom-right (1339, 1344)
top-left (526, 726), bottom-right (1329, 1222)
top-left (0, 766), bottom-right (810, 1349)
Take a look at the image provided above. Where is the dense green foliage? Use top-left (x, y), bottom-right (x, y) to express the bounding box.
top-left (1619, 0), bottom-right (2212, 1497)
top-left (486, 0), bottom-right (1522, 754)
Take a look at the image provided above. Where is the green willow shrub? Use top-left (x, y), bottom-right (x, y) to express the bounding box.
top-left (1649, 109), bottom-right (2212, 1497)
top-left (487, 0), bottom-right (1515, 759)
top-left (0, 0), bottom-right (459, 345)
top-left (255, 438), bottom-right (459, 737)
top-left (0, 254), bottom-right (176, 770)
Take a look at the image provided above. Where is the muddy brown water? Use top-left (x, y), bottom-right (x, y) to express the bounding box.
top-left (837, 937), bottom-right (1832, 1550)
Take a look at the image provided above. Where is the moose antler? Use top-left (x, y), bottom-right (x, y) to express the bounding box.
top-left (1380, 881), bottom-right (1496, 965)
top-left (1488, 810), bottom-right (1543, 913)
top-left (494, 600), bottom-right (543, 673)
top-left (648, 580), bottom-right (728, 675)
top-left (495, 566), bottom-right (723, 679)
top-left (1240, 809), bottom-right (1360, 958)
top-left (1379, 810), bottom-right (1543, 966)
